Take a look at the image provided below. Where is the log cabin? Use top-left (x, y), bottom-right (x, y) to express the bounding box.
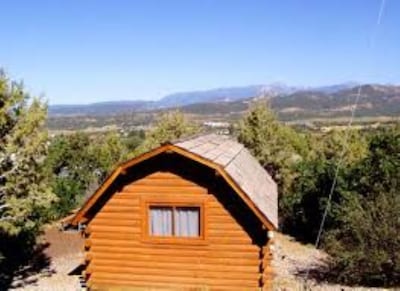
top-left (67, 134), bottom-right (278, 290)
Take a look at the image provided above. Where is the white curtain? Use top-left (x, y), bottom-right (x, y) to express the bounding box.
top-left (174, 207), bottom-right (200, 237)
top-left (149, 207), bottom-right (173, 236)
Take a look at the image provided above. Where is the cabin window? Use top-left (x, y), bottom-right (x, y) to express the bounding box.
top-left (149, 206), bottom-right (201, 238)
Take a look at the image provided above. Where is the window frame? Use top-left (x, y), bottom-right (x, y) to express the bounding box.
top-left (142, 195), bottom-right (207, 245)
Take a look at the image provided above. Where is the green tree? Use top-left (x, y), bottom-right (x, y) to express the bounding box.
top-left (123, 129), bottom-right (145, 152)
top-left (45, 131), bottom-right (127, 218)
top-left (89, 131), bottom-right (128, 179)
top-left (0, 71), bottom-right (55, 235)
top-left (133, 111), bottom-right (199, 156)
top-left (45, 133), bottom-right (94, 217)
top-left (323, 126), bottom-right (400, 286)
top-left (280, 129), bottom-right (369, 240)
top-left (236, 100), bottom-right (308, 196)
top-left (0, 71), bottom-right (56, 288)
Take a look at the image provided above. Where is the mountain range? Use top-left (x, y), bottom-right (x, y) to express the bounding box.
top-left (49, 82), bottom-right (363, 116)
top-left (47, 83), bottom-right (400, 131)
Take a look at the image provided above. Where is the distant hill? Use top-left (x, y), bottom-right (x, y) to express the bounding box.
top-left (157, 83), bottom-right (300, 108)
top-left (47, 83), bottom-right (400, 131)
top-left (49, 82), bottom-right (357, 116)
top-left (179, 84), bottom-right (400, 121)
top-left (272, 84), bottom-right (400, 120)
top-left (311, 82), bottom-right (359, 94)
top-left (49, 100), bottom-right (154, 116)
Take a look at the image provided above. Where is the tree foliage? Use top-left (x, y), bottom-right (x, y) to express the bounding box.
top-left (0, 71), bottom-right (55, 235)
top-left (280, 129), bottom-right (369, 241)
top-left (134, 111), bottom-right (199, 156)
top-left (45, 131), bottom-right (127, 218)
top-left (323, 127), bottom-right (400, 286)
top-left (236, 100), bottom-right (308, 197)
top-left (0, 71), bottom-right (56, 287)
top-left (236, 100), bottom-right (399, 286)
top-left (123, 129), bottom-right (145, 152)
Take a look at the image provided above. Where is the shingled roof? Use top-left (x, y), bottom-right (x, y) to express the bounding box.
top-left (175, 134), bottom-right (278, 228)
top-left (69, 134), bottom-right (278, 229)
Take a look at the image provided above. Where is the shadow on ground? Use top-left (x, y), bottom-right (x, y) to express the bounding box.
top-left (0, 231), bottom-right (55, 290)
top-left (295, 259), bottom-right (331, 282)
top-left (68, 263), bottom-right (85, 276)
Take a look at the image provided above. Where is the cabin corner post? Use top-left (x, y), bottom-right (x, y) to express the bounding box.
top-left (82, 224), bottom-right (92, 288)
top-left (260, 230), bottom-right (275, 290)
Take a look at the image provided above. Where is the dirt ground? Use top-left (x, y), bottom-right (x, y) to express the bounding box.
top-left (9, 225), bottom-right (391, 291)
top-left (272, 232), bottom-right (390, 291)
top-left (10, 225), bottom-right (84, 291)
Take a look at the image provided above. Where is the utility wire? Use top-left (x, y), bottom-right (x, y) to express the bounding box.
top-left (303, 0), bottom-right (387, 288)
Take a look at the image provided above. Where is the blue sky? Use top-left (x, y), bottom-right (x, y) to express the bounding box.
top-left (1, 0), bottom-right (398, 104)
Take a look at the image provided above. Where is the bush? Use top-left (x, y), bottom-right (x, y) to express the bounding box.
top-left (322, 127), bottom-right (400, 286)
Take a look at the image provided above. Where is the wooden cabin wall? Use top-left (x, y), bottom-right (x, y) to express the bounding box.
top-left (83, 154), bottom-right (272, 290)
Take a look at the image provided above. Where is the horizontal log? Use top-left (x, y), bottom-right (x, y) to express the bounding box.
top-left (103, 199), bottom-right (139, 206)
top-left (207, 223), bottom-right (245, 232)
top-left (207, 212), bottom-right (237, 219)
top-left (87, 232), bottom-right (140, 241)
top-left (87, 265), bottom-right (258, 281)
top-left (89, 219), bottom-right (140, 228)
top-left (141, 172), bottom-right (187, 180)
top-left (98, 205), bottom-right (140, 213)
top-left (88, 252), bottom-right (260, 272)
top-left (207, 205), bottom-right (236, 212)
top-left (208, 236), bottom-right (252, 244)
top-left (207, 228), bottom-right (247, 236)
top-left (110, 192), bottom-right (136, 199)
top-left (89, 272), bottom-right (258, 288)
top-left (86, 238), bottom-right (258, 252)
top-left (131, 178), bottom-right (200, 187)
top-left (207, 218), bottom-right (242, 226)
top-left (122, 185), bottom-right (207, 194)
top-left (92, 212), bottom-right (137, 220)
top-left (88, 278), bottom-right (259, 291)
top-left (90, 257), bottom-right (259, 276)
top-left (86, 225), bottom-right (140, 234)
top-left (87, 246), bottom-right (258, 259)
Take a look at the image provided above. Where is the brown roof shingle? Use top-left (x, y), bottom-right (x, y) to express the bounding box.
top-left (175, 134), bottom-right (278, 228)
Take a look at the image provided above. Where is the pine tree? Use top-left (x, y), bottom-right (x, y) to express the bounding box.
top-left (236, 100), bottom-right (307, 194)
top-left (0, 71), bottom-right (55, 235)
